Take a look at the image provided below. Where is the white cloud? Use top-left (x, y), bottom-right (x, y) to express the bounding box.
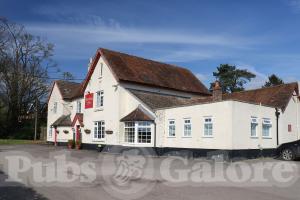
top-left (25, 19), bottom-right (261, 64)
top-left (155, 50), bottom-right (218, 62)
top-left (22, 9), bottom-right (266, 63)
top-left (195, 73), bottom-right (208, 82)
top-left (236, 63), bottom-right (268, 89)
top-left (26, 23), bottom-right (254, 47)
top-left (284, 76), bottom-right (298, 82)
top-left (287, 0), bottom-right (300, 12)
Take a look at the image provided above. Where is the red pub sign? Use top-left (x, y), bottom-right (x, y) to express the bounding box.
top-left (85, 93), bottom-right (94, 109)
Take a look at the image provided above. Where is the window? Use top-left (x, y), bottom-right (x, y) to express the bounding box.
top-left (138, 122), bottom-right (152, 143)
top-left (168, 120), bottom-right (176, 137)
top-left (53, 102), bottom-right (58, 114)
top-left (262, 118), bottom-right (272, 138)
top-left (124, 121), bottom-right (152, 144)
top-left (76, 101), bottom-right (81, 113)
top-left (251, 117), bottom-right (258, 137)
top-left (100, 63), bottom-right (103, 77)
top-left (49, 127), bottom-right (52, 137)
top-left (94, 121), bottom-right (105, 139)
top-left (96, 91), bottom-right (104, 107)
top-left (204, 117), bottom-right (213, 137)
top-left (125, 122), bottom-right (135, 143)
top-left (183, 119), bottom-right (191, 137)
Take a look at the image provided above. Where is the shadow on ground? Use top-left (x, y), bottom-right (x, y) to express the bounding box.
top-left (0, 171), bottom-right (48, 200)
top-left (0, 187), bottom-right (48, 200)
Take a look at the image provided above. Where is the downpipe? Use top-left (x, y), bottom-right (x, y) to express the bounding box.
top-left (275, 108), bottom-right (280, 146)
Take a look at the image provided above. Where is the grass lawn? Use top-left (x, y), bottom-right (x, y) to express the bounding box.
top-left (0, 139), bottom-right (44, 145)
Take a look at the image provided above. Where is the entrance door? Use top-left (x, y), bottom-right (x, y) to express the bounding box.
top-left (76, 125), bottom-right (81, 141)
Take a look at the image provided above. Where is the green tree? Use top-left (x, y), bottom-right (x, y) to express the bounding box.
top-left (263, 74), bottom-right (284, 88)
top-left (211, 64), bottom-right (256, 93)
top-left (62, 72), bottom-right (75, 80)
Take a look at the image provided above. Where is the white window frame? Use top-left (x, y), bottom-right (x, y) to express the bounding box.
top-left (137, 121), bottom-right (152, 144)
top-left (94, 121), bottom-right (105, 140)
top-left (250, 117), bottom-right (258, 138)
top-left (76, 100), bottom-right (81, 113)
top-left (124, 121), bottom-right (153, 144)
top-left (262, 118), bottom-right (272, 138)
top-left (96, 90), bottom-right (104, 108)
top-left (124, 122), bottom-right (135, 143)
top-left (183, 118), bottom-right (192, 137)
top-left (53, 102), bottom-right (58, 114)
top-left (168, 119), bottom-right (176, 137)
top-left (203, 117), bottom-right (213, 137)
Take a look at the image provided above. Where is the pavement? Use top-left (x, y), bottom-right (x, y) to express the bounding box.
top-left (0, 144), bottom-right (299, 200)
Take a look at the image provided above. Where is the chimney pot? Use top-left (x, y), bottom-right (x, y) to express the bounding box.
top-left (213, 81), bottom-right (222, 101)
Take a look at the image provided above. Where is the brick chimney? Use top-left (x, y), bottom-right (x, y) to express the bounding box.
top-left (212, 81), bottom-right (222, 101)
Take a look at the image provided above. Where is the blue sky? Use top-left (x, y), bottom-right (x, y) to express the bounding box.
top-left (2, 0), bottom-right (300, 88)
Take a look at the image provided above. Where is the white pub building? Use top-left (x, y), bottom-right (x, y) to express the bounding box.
top-left (47, 48), bottom-right (300, 158)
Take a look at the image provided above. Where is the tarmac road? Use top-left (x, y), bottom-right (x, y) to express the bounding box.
top-left (0, 144), bottom-right (299, 200)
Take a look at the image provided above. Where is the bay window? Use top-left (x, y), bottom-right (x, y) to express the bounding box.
top-left (125, 122), bottom-right (135, 143)
top-left (124, 121), bottom-right (152, 144)
top-left (138, 122), bottom-right (151, 143)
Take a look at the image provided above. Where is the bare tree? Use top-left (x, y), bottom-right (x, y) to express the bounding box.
top-left (0, 18), bottom-right (55, 137)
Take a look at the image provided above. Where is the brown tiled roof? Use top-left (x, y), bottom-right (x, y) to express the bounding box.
top-left (81, 48), bottom-right (210, 95)
top-left (71, 113), bottom-right (84, 127)
top-left (55, 80), bottom-right (83, 100)
top-left (128, 89), bottom-right (210, 109)
top-left (223, 82), bottom-right (299, 111)
top-left (130, 83), bottom-right (299, 111)
top-left (129, 89), bottom-right (182, 109)
top-left (52, 115), bottom-right (72, 127)
top-left (120, 107), bottom-right (154, 122)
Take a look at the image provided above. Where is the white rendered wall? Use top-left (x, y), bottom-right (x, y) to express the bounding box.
top-left (231, 101), bottom-right (276, 150)
top-left (279, 96), bottom-right (299, 144)
top-left (47, 84), bottom-right (72, 142)
top-left (155, 101), bottom-right (233, 149)
top-left (82, 57), bottom-right (120, 145)
top-left (55, 127), bottom-right (73, 143)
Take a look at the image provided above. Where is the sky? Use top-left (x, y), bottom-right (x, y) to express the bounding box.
top-left (2, 0), bottom-right (300, 88)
